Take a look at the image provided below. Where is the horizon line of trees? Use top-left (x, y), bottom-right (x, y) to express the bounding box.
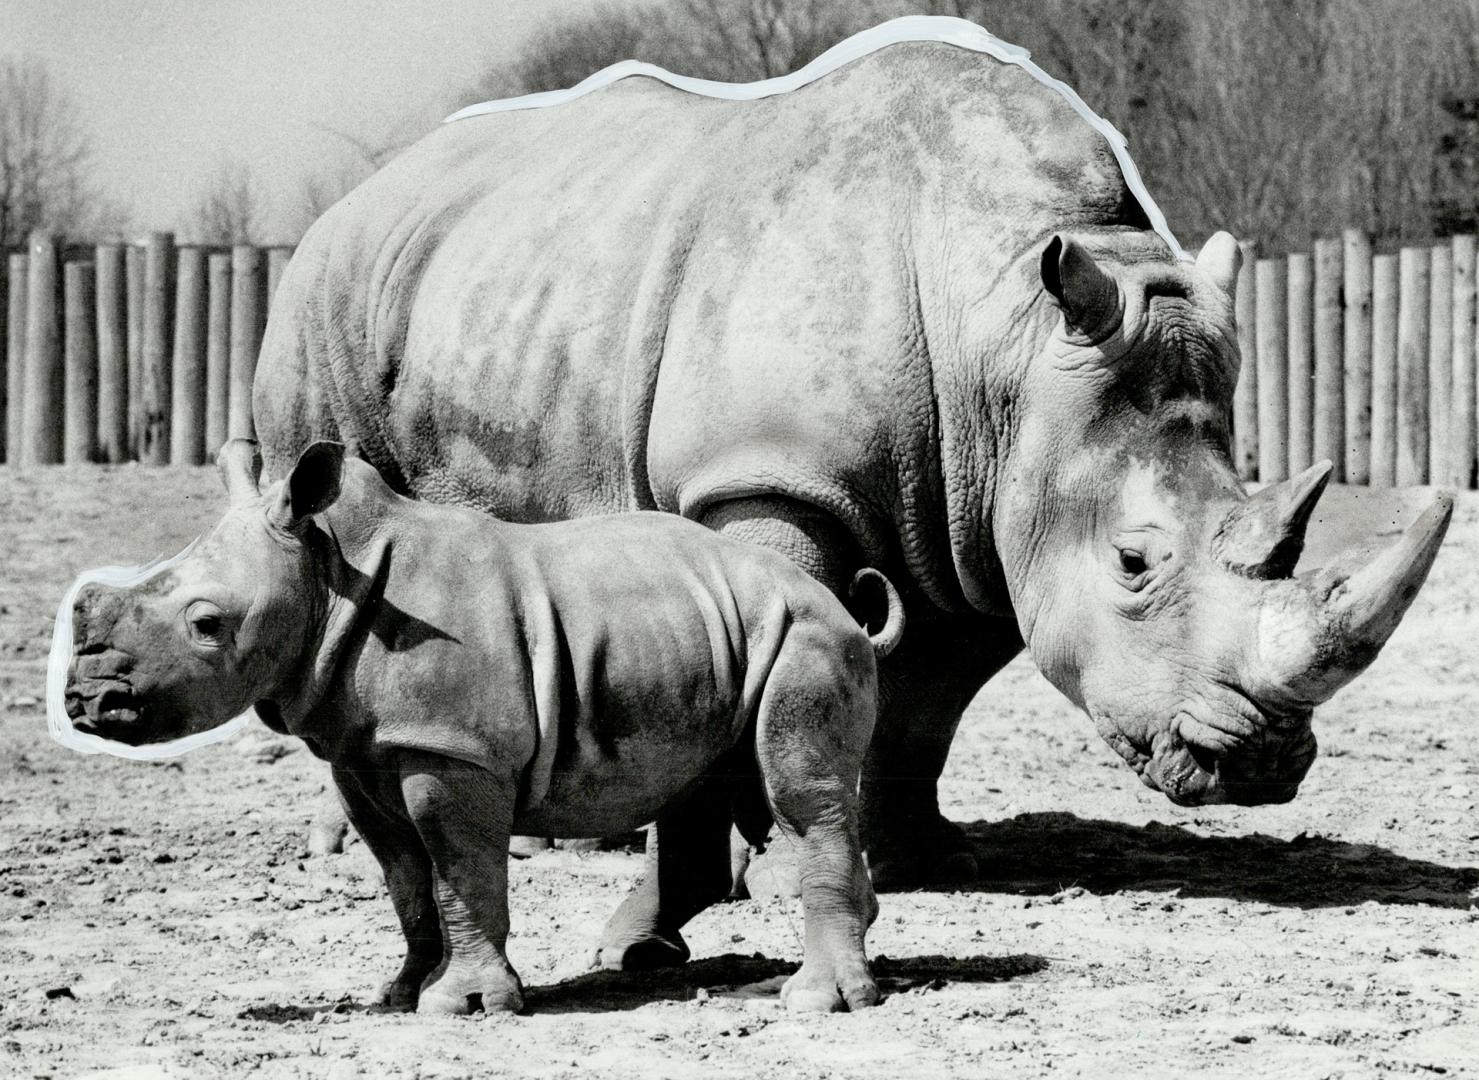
top-left (5, 0), bottom-right (1479, 254)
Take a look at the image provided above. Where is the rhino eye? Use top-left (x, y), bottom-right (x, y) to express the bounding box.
top-left (186, 603), bottom-right (229, 646)
top-left (1118, 549), bottom-right (1149, 576)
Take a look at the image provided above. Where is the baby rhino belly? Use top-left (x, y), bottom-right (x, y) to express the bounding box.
top-left (511, 679), bottom-right (750, 839)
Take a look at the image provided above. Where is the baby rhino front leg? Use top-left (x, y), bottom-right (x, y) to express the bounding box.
top-left (399, 751), bottom-right (525, 1015)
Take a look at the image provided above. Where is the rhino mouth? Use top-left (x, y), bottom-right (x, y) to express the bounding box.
top-left (66, 686), bottom-right (152, 744)
top-left (1138, 712), bottom-right (1312, 807)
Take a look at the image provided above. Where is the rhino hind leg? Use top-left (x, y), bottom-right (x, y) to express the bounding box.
top-left (592, 767), bottom-right (737, 972)
top-left (755, 621), bottom-right (880, 1012)
top-left (861, 609), bottom-right (1022, 891)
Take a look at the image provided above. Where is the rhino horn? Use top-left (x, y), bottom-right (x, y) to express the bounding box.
top-left (1264, 492), bottom-right (1454, 705)
top-left (217, 439), bottom-right (263, 505)
top-left (1041, 235), bottom-right (1121, 339)
top-left (1214, 461), bottom-right (1333, 579)
top-left (1196, 231), bottom-right (1242, 299)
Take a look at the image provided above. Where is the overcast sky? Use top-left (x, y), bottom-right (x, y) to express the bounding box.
top-left (0, 0), bottom-right (589, 241)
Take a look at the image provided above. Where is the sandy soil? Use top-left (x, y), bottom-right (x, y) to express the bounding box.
top-left (1, 465), bottom-right (1476, 1080)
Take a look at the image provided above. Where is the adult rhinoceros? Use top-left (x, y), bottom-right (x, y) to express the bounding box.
top-left (254, 18), bottom-right (1450, 967)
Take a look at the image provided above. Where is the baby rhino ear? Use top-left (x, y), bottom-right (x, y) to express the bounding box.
top-left (268, 441), bottom-right (346, 533)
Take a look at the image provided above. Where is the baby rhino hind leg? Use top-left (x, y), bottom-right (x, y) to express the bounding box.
top-left (758, 620), bottom-right (881, 1013)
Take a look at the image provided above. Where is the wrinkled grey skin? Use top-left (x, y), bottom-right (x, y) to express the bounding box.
top-left (66, 440), bottom-right (909, 1013)
top-left (253, 41), bottom-right (1452, 901)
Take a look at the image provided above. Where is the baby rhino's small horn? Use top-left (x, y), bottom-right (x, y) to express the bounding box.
top-left (217, 439), bottom-right (263, 505)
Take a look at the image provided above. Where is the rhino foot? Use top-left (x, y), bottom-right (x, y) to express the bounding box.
top-left (866, 818), bottom-right (979, 892)
top-left (592, 930), bottom-right (691, 972)
top-left (416, 964), bottom-right (525, 1016)
top-left (370, 975), bottom-right (421, 1012)
top-left (780, 958), bottom-right (880, 1013)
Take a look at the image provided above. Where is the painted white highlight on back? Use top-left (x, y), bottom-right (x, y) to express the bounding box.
top-left (444, 15), bottom-right (1187, 261)
top-left (48, 539), bottom-right (256, 760)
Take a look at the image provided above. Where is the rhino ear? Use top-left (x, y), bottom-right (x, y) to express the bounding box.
top-left (217, 440), bottom-right (263, 505)
top-left (1041, 235), bottom-right (1122, 340)
top-left (268, 441), bottom-right (346, 533)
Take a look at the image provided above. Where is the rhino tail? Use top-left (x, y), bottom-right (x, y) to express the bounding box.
top-left (849, 567), bottom-right (905, 659)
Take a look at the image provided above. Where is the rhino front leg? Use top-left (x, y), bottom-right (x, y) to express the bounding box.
top-left (399, 752), bottom-right (525, 1015)
top-left (863, 608), bottom-right (1022, 890)
top-left (332, 765), bottom-right (442, 1010)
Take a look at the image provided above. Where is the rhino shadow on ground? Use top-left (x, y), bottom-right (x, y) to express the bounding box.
top-left (528, 952), bottom-right (1049, 1015)
top-left (961, 812), bottom-right (1479, 909)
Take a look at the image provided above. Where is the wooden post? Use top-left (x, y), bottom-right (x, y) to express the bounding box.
top-left (1286, 251), bottom-right (1314, 475)
top-left (1233, 241), bottom-right (1258, 480)
top-left (94, 245), bottom-right (128, 463)
top-left (206, 252), bottom-right (232, 459)
top-left (140, 232), bottom-right (174, 465)
top-left (1450, 235), bottom-right (1477, 489)
top-left (1256, 258), bottom-right (1289, 482)
top-left (21, 230), bottom-right (62, 465)
top-left (1396, 246), bottom-right (1431, 486)
top-left (266, 245), bottom-right (293, 312)
top-left (229, 245), bottom-right (264, 440)
top-left (63, 261), bottom-right (97, 463)
top-left (1312, 238), bottom-right (1344, 480)
top-left (125, 244), bottom-right (145, 459)
top-left (1427, 244), bottom-right (1453, 485)
top-left (1370, 254), bottom-right (1399, 486)
top-left (1342, 230), bottom-right (1374, 485)
top-left (170, 246), bottom-right (208, 465)
top-left (5, 253), bottom-right (25, 465)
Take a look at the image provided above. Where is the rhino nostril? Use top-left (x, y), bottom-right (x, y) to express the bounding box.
top-left (1186, 740), bottom-right (1220, 777)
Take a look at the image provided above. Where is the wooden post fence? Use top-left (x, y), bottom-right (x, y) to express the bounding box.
top-left (95, 245), bottom-right (128, 463)
top-left (21, 231), bottom-right (62, 466)
top-left (170, 246), bottom-right (207, 465)
top-left (1255, 258), bottom-right (1288, 482)
top-left (1286, 251), bottom-right (1314, 475)
top-left (5, 253), bottom-right (25, 465)
top-left (63, 261), bottom-right (97, 463)
top-left (1343, 230), bottom-right (1374, 484)
top-left (229, 244), bottom-right (263, 441)
top-left (1313, 238), bottom-right (1344, 480)
top-left (7, 230), bottom-right (1479, 495)
top-left (1451, 236), bottom-right (1477, 489)
top-left (1233, 242), bottom-right (1258, 480)
top-left (205, 252), bottom-right (232, 459)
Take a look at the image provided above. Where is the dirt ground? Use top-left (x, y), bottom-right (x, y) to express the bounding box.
top-left (1, 465), bottom-right (1476, 1080)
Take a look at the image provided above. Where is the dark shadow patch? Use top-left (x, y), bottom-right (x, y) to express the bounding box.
top-left (956, 812), bottom-right (1479, 909)
top-left (528, 951), bottom-right (1046, 1014)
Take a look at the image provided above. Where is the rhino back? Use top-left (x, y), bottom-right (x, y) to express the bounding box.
top-left (256, 40), bottom-right (1154, 593)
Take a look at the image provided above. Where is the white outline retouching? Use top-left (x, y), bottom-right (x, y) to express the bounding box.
top-left (47, 539), bottom-right (257, 761)
top-left (444, 15), bottom-right (1187, 261)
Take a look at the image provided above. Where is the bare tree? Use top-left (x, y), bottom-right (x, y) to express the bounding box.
top-left (459, 0), bottom-right (895, 106)
top-left (186, 158), bottom-right (266, 245)
top-left (0, 56), bottom-right (122, 247)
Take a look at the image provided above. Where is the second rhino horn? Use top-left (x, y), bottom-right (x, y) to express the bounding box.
top-left (1213, 461), bottom-right (1333, 579)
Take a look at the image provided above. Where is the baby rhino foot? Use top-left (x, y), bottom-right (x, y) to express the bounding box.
top-left (592, 928), bottom-right (691, 972)
top-left (416, 963), bottom-right (525, 1016)
top-left (780, 958), bottom-right (880, 1013)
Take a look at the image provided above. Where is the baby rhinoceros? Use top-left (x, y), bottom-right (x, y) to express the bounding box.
top-left (65, 440), bottom-right (903, 1015)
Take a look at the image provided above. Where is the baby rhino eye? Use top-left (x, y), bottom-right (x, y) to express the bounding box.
top-left (186, 602), bottom-right (229, 645)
